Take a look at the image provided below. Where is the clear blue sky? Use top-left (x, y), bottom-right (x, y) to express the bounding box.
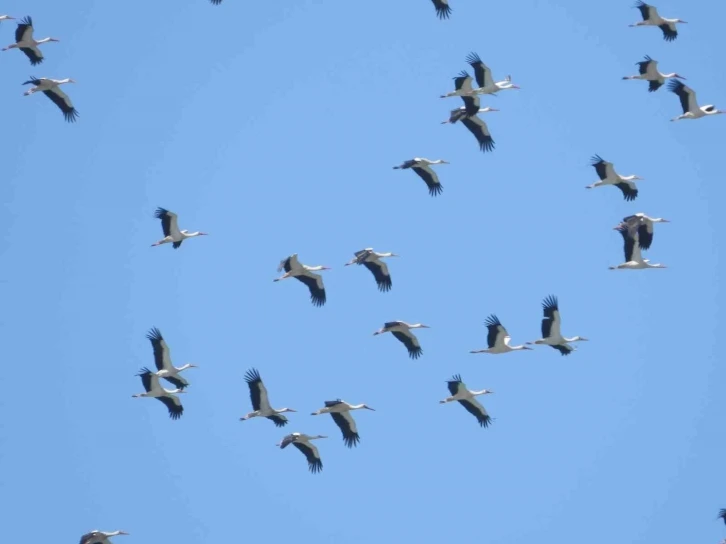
top-left (1, 0), bottom-right (724, 542)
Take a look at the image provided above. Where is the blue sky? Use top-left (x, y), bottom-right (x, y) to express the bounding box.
top-left (1, 0), bottom-right (725, 542)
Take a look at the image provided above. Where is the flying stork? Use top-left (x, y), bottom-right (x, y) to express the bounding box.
top-left (151, 207), bottom-right (208, 249)
top-left (79, 530), bottom-right (129, 544)
top-left (274, 253), bottom-right (330, 307)
top-left (440, 374), bottom-right (493, 428)
top-left (146, 327), bottom-right (197, 390)
top-left (465, 52), bottom-right (520, 95)
top-left (22, 77), bottom-right (77, 122)
top-left (344, 248), bottom-right (398, 292)
top-left (240, 368), bottom-right (296, 427)
top-left (622, 56), bottom-right (685, 92)
top-left (0, 15), bottom-right (15, 24)
top-left (526, 295), bottom-right (588, 355)
top-left (311, 400), bottom-right (375, 448)
top-left (630, 1), bottom-right (687, 42)
top-left (277, 433), bottom-right (327, 473)
top-left (587, 155), bottom-right (643, 201)
top-left (132, 368), bottom-right (186, 420)
top-left (2, 17), bottom-right (58, 65)
top-left (393, 158), bottom-right (448, 196)
top-left (609, 225), bottom-right (667, 270)
top-left (373, 321), bottom-right (430, 359)
top-left (470, 314), bottom-right (532, 354)
top-left (431, 0), bottom-right (452, 19)
top-left (614, 213), bottom-right (669, 250)
top-left (668, 80), bottom-right (723, 121)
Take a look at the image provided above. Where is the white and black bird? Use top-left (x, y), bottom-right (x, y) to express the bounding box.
top-left (470, 314), bottom-right (532, 354)
top-left (79, 531), bottom-right (129, 544)
top-left (373, 321), bottom-right (430, 359)
top-left (466, 52), bottom-right (520, 95)
top-left (526, 296), bottom-right (588, 356)
top-left (311, 400), bottom-right (375, 448)
top-left (393, 157), bottom-right (448, 196)
top-left (344, 248), bottom-right (398, 292)
top-left (439, 374), bottom-right (493, 428)
top-left (146, 327), bottom-right (197, 390)
top-left (431, 0), bottom-right (452, 19)
top-left (668, 80), bottom-right (723, 121)
top-left (132, 368), bottom-right (185, 420)
top-left (614, 213), bottom-right (669, 250)
top-left (587, 155), bottom-right (643, 201)
top-left (623, 56), bottom-right (685, 92)
top-left (2, 17), bottom-right (58, 65)
top-left (630, 1), bottom-right (687, 42)
top-left (277, 433), bottom-right (327, 473)
top-left (151, 207), bottom-right (208, 249)
top-left (22, 76), bottom-right (77, 122)
top-left (609, 225), bottom-right (667, 270)
top-left (274, 253), bottom-right (330, 307)
top-left (240, 368), bottom-right (296, 427)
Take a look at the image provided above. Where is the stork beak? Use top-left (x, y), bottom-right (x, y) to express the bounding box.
top-left (119, 532), bottom-right (130, 536)
top-left (365, 406), bottom-right (376, 411)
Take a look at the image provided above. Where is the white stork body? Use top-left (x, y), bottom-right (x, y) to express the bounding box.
top-left (470, 314), bottom-right (532, 354)
top-left (373, 321), bottom-right (430, 359)
top-left (146, 327), bottom-right (197, 390)
top-left (623, 56), bottom-right (685, 92)
top-left (151, 207), bottom-right (208, 249)
top-left (79, 530), bottom-right (129, 544)
top-left (614, 213), bottom-right (669, 251)
top-left (440, 374), bottom-right (493, 427)
top-left (2, 17), bottom-right (58, 65)
top-left (393, 157), bottom-right (448, 196)
top-left (431, 0), bottom-right (452, 19)
top-left (464, 52), bottom-right (520, 96)
top-left (526, 295), bottom-right (587, 356)
top-left (668, 80), bottom-right (723, 121)
top-left (311, 400), bottom-right (375, 448)
top-left (630, 1), bottom-right (686, 42)
top-left (132, 368), bottom-right (186, 419)
top-left (274, 253), bottom-right (330, 307)
top-left (22, 76), bottom-right (77, 122)
top-left (609, 225), bottom-right (667, 270)
top-left (345, 248), bottom-right (398, 292)
top-left (587, 155), bottom-right (642, 201)
top-left (277, 433), bottom-right (327, 473)
top-left (240, 368), bottom-right (296, 427)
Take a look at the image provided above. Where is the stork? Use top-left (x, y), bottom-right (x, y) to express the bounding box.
top-left (151, 207), bottom-right (208, 249)
top-left (277, 433), bottom-right (326, 473)
top-left (393, 158), bottom-right (448, 197)
top-left (345, 248), bottom-right (398, 292)
top-left (614, 213), bottom-right (669, 250)
top-left (2, 17), bottom-right (58, 65)
top-left (668, 80), bottom-right (723, 121)
top-left (146, 327), bottom-right (197, 390)
top-left (431, 0), bottom-right (452, 19)
top-left (22, 77), bottom-right (77, 122)
top-left (79, 531), bottom-right (129, 544)
top-left (587, 155), bottom-right (642, 201)
top-left (623, 56), bottom-right (685, 92)
top-left (274, 253), bottom-right (330, 307)
top-left (609, 225), bottom-right (667, 270)
top-left (440, 374), bottom-right (493, 428)
top-left (373, 321), bottom-right (430, 359)
top-left (526, 295), bottom-right (588, 356)
top-left (240, 368), bottom-right (296, 427)
top-left (470, 314), bottom-right (532, 354)
top-left (465, 52), bottom-right (520, 95)
top-left (630, 1), bottom-right (687, 42)
top-left (311, 400), bottom-right (375, 448)
top-left (132, 368), bottom-right (185, 420)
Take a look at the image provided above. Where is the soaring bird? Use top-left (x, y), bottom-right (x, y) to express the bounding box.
top-left (146, 327), bottom-right (197, 390)
top-left (132, 368), bottom-right (185, 420)
top-left (526, 295), bottom-right (588, 355)
top-left (470, 314), bottom-right (532, 354)
top-left (630, 1), bottom-right (687, 42)
top-left (622, 56), bottom-right (685, 92)
top-left (373, 321), bottom-right (430, 359)
top-left (587, 155), bottom-right (643, 201)
top-left (2, 17), bottom-right (58, 65)
top-left (614, 213), bottom-right (669, 250)
top-left (277, 433), bottom-right (327, 473)
top-left (465, 52), bottom-right (520, 95)
top-left (311, 400), bottom-right (375, 448)
top-left (609, 225), bottom-right (667, 270)
top-left (274, 253), bottom-right (330, 307)
top-left (393, 158), bottom-right (448, 196)
top-left (668, 80), bottom-right (723, 121)
top-left (439, 374), bottom-right (493, 427)
top-left (151, 207), bottom-right (208, 249)
top-left (22, 77), bottom-right (77, 122)
top-left (79, 531), bottom-right (129, 544)
top-left (241, 368), bottom-right (296, 427)
top-left (344, 248), bottom-right (398, 292)
top-left (431, 0), bottom-right (452, 19)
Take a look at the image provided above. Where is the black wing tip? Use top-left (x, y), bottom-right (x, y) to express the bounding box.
top-left (479, 137), bottom-right (495, 153)
top-left (542, 294), bottom-right (559, 309)
top-left (667, 79), bottom-right (685, 92)
top-left (484, 314), bottom-right (501, 327)
top-left (465, 51), bottom-right (482, 65)
top-left (590, 154), bottom-right (604, 165)
top-left (309, 460), bottom-right (323, 473)
top-left (428, 183), bottom-right (444, 196)
top-left (153, 207), bottom-right (169, 218)
top-left (29, 56), bottom-right (44, 66)
top-left (311, 293), bottom-right (327, 307)
top-left (455, 70), bottom-right (470, 79)
top-left (477, 414), bottom-right (493, 428)
top-left (718, 509), bottom-right (726, 521)
top-left (449, 373), bottom-right (463, 383)
top-left (244, 367), bottom-right (261, 383)
top-left (620, 186), bottom-right (638, 201)
top-left (272, 417), bottom-right (288, 428)
top-left (408, 347), bottom-right (423, 359)
top-left (168, 406), bottom-right (184, 420)
top-left (19, 16), bottom-right (32, 25)
top-left (137, 366), bottom-right (153, 376)
top-left (343, 434), bottom-right (361, 448)
top-left (146, 327), bottom-right (163, 341)
top-left (63, 108), bottom-right (79, 123)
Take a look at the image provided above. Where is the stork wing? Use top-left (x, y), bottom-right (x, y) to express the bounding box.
top-left (330, 411), bottom-right (360, 448)
top-left (446, 374), bottom-right (464, 396)
top-left (15, 17), bottom-right (33, 43)
top-left (295, 272), bottom-right (326, 307)
top-left (157, 394), bottom-right (184, 420)
top-left (292, 441), bottom-right (323, 473)
top-left (458, 398), bottom-right (492, 427)
top-left (635, 1), bottom-right (655, 21)
top-left (412, 165), bottom-right (443, 197)
top-left (460, 94), bottom-right (480, 116)
top-left (392, 329), bottom-right (422, 359)
top-left (147, 327), bottom-right (173, 372)
top-left (432, 0), bottom-right (452, 19)
top-left (138, 367), bottom-right (161, 393)
top-left (541, 295), bottom-right (562, 339)
top-left (668, 80), bottom-right (698, 114)
top-left (453, 71), bottom-right (473, 93)
top-left (460, 115), bottom-right (495, 153)
top-left (363, 259), bottom-right (392, 292)
top-left (244, 368), bottom-right (272, 411)
top-left (465, 52), bottom-right (493, 89)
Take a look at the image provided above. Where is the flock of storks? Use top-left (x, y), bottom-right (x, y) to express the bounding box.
top-left (3, 2), bottom-right (724, 544)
